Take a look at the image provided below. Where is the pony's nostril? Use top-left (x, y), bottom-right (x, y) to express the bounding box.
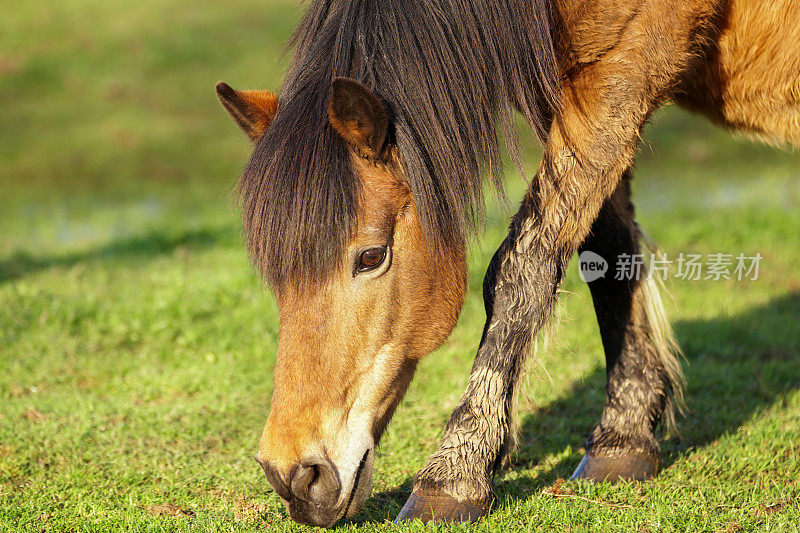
top-left (289, 463), bottom-right (316, 502)
top-left (290, 458), bottom-right (341, 508)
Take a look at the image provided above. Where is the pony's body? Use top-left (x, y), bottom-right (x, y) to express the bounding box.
top-left (677, 0), bottom-right (800, 145)
top-left (216, 0), bottom-right (799, 526)
top-left (556, 0), bottom-right (800, 147)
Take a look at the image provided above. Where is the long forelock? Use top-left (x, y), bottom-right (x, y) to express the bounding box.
top-left (239, 0), bottom-right (561, 287)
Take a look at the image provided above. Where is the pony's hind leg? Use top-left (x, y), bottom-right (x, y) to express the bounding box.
top-left (572, 171), bottom-right (684, 482)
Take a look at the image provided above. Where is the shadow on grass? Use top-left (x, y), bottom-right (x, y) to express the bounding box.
top-left (0, 226), bottom-right (237, 285)
top-left (362, 291), bottom-right (800, 522)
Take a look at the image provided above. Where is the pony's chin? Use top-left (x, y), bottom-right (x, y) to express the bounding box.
top-left (344, 447), bottom-right (375, 518)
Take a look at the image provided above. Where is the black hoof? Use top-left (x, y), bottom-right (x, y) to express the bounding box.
top-left (395, 490), bottom-right (490, 524)
top-left (570, 452), bottom-right (659, 482)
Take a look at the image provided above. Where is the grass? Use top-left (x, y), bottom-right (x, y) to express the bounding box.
top-left (1, 0), bottom-right (799, 531)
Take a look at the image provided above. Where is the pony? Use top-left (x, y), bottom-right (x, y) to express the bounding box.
top-left (215, 0), bottom-right (800, 526)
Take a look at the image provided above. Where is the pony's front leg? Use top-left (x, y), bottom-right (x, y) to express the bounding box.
top-left (397, 54), bottom-right (678, 523)
top-left (396, 136), bottom-right (638, 522)
top-left (396, 207), bottom-right (569, 522)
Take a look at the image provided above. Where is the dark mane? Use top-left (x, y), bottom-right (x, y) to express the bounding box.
top-left (240, 0), bottom-right (561, 287)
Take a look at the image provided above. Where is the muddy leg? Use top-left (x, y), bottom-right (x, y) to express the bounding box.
top-left (396, 181), bottom-right (579, 523)
top-left (395, 129), bottom-right (638, 522)
top-left (571, 172), bottom-right (684, 483)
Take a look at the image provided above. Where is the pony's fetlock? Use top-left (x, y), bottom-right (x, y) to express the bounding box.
top-left (411, 454), bottom-right (495, 509)
top-left (586, 425), bottom-right (661, 463)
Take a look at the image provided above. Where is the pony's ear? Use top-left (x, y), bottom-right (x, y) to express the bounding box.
top-left (216, 81), bottom-right (278, 142)
top-left (329, 77), bottom-right (389, 157)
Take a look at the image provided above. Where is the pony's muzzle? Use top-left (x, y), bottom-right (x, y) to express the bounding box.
top-left (256, 454), bottom-right (343, 527)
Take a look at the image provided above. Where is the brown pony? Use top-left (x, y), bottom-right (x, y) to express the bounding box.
top-left (215, 0), bottom-right (799, 526)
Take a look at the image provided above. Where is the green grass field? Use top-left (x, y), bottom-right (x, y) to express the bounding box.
top-left (2, 1), bottom-right (799, 531)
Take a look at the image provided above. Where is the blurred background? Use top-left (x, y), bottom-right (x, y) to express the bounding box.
top-left (2, 1), bottom-right (799, 530)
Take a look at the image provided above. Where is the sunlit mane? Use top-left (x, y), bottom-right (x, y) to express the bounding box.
top-left (239, 0), bottom-right (561, 287)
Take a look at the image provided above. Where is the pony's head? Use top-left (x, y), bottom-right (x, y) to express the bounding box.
top-left (217, 79), bottom-right (466, 526)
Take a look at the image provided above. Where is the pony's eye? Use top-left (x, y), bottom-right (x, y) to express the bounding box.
top-left (355, 247), bottom-right (387, 273)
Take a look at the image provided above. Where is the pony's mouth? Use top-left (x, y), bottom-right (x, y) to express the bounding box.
top-left (339, 447), bottom-right (374, 521)
top-left (343, 448), bottom-right (370, 515)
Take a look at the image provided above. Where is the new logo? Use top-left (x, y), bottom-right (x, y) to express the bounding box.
top-left (578, 251), bottom-right (608, 282)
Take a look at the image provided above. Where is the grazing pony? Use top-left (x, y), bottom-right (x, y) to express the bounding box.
top-left (216, 0), bottom-right (800, 526)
